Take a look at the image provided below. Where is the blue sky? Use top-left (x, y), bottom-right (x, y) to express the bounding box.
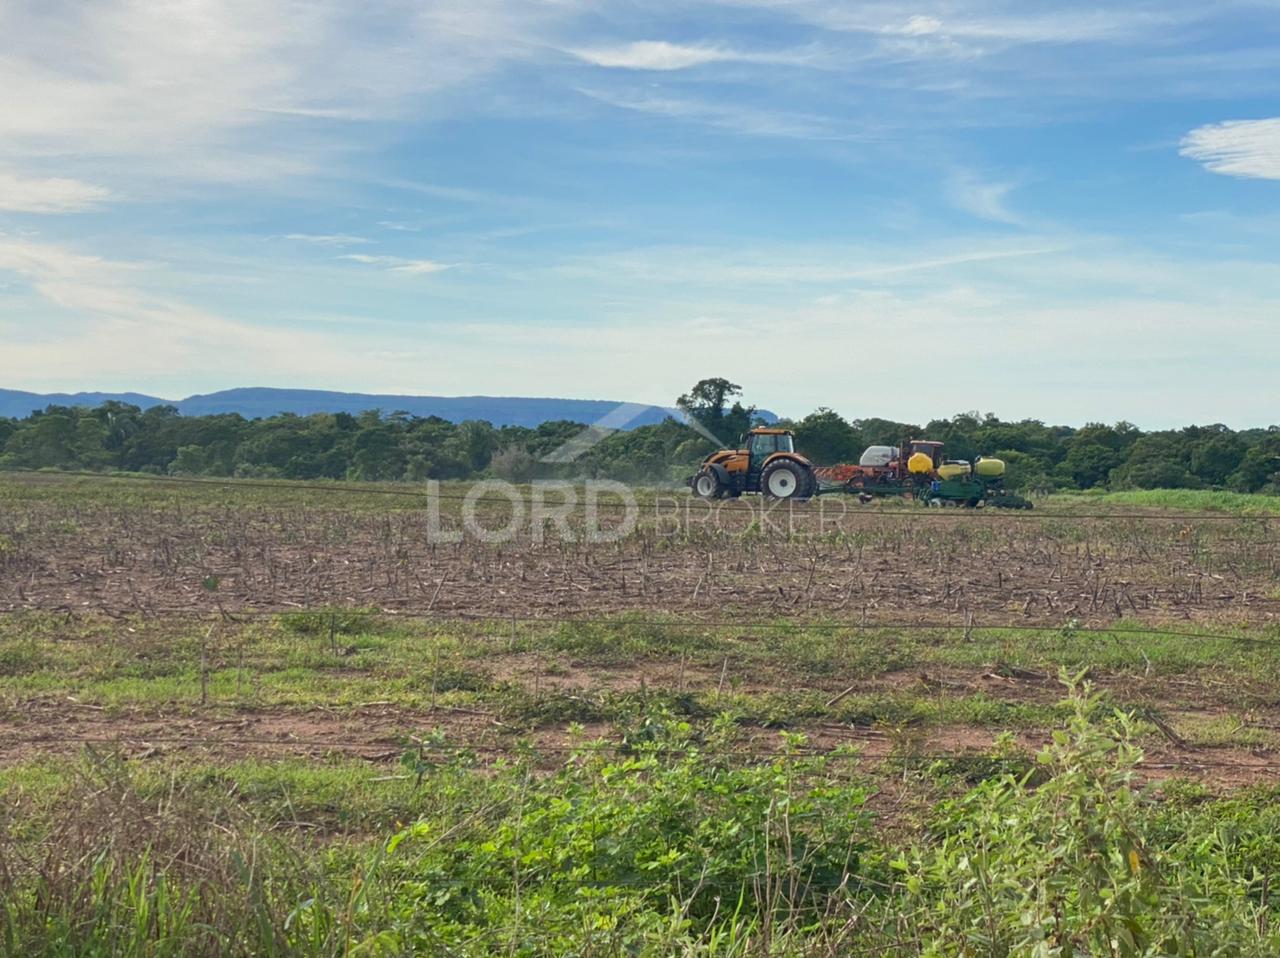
top-left (0, 0), bottom-right (1278, 428)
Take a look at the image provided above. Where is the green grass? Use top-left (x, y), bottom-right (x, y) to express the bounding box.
top-left (0, 755), bottom-right (422, 837)
top-left (3, 613), bottom-right (1277, 736)
top-left (1050, 487), bottom-right (1280, 514)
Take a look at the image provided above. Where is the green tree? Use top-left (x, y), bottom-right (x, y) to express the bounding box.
top-left (0, 410), bottom-right (79, 469)
top-left (1110, 434), bottom-right (1200, 489)
top-left (1063, 440), bottom-right (1120, 488)
top-left (676, 378), bottom-right (755, 446)
top-left (1228, 432), bottom-right (1280, 492)
top-left (792, 408), bottom-right (862, 464)
top-left (1187, 427), bottom-right (1246, 486)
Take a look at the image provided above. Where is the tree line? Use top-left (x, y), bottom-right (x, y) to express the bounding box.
top-left (0, 380), bottom-right (1276, 493)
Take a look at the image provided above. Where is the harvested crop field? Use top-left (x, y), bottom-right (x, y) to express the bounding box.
top-left (3, 474), bottom-right (1278, 626)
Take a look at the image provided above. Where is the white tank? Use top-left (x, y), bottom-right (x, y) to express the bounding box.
top-left (859, 445), bottom-right (899, 467)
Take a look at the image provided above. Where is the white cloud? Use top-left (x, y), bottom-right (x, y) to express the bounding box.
top-left (392, 260), bottom-right (451, 275)
top-left (570, 40), bottom-right (734, 70)
top-left (284, 233), bottom-right (370, 246)
top-left (897, 15), bottom-right (943, 36)
top-left (340, 253), bottom-right (451, 274)
top-left (0, 169), bottom-right (113, 213)
top-left (947, 172), bottom-right (1022, 224)
top-left (0, 0), bottom-right (585, 186)
top-left (1180, 118), bottom-right (1280, 180)
top-left (0, 235), bottom-right (331, 378)
top-left (567, 39), bottom-right (813, 71)
top-left (0, 235), bottom-right (466, 389)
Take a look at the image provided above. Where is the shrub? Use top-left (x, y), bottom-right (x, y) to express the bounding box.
top-left (885, 678), bottom-right (1279, 956)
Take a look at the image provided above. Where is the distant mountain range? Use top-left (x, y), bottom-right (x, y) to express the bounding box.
top-left (0, 387), bottom-right (777, 430)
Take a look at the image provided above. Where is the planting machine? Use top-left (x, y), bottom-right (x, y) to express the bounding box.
top-left (688, 428), bottom-right (1032, 509)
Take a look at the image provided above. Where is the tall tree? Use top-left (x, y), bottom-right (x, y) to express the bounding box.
top-left (676, 378), bottom-right (755, 445)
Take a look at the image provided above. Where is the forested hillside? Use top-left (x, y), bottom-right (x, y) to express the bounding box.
top-left (0, 387), bottom-right (686, 428)
top-left (0, 380), bottom-right (1277, 493)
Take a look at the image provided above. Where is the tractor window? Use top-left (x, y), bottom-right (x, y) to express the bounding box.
top-left (750, 434), bottom-right (792, 456)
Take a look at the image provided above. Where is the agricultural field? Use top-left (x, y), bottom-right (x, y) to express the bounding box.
top-left (2, 471), bottom-right (1280, 955)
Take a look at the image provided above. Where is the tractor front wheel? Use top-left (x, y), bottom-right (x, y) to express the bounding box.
top-left (762, 460), bottom-right (811, 500)
top-left (692, 468), bottom-right (724, 500)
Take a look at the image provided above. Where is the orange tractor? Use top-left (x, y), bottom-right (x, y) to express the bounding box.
top-left (688, 427), bottom-right (816, 500)
top-left (688, 427), bottom-right (1031, 508)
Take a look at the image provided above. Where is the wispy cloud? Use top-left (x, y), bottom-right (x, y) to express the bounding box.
top-left (0, 235), bottom-right (327, 379)
top-left (723, 1), bottom-right (1190, 47)
top-left (284, 233), bottom-right (370, 246)
top-left (555, 240), bottom-right (1065, 286)
top-left (947, 172), bottom-right (1022, 224)
top-left (0, 0), bottom-right (581, 189)
top-left (0, 235), bottom-right (454, 389)
top-left (0, 170), bottom-right (114, 214)
top-left (1180, 118), bottom-right (1280, 180)
top-left (567, 39), bottom-right (815, 71)
top-left (340, 253), bottom-right (451, 274)
top-left (577, 88), bottom-right (844, 139)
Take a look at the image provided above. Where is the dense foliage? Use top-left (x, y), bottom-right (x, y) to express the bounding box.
top-left (1, 382), bottom-right (1277, 492)
top-left (5, 688), bottom-right (1280, 956)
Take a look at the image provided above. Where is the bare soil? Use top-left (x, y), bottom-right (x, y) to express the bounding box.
top-left (1, 502), bottom-right (1277, 628)
top-left (2, 699), bottom-right (1276, 788)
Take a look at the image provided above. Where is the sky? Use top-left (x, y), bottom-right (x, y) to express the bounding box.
top-left (0, 0), bottom-right (1278, 429)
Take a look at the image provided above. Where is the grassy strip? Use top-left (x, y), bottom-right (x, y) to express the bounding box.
top-left (1, 614), bottom-right (1277, 746)
top-left (1051, 487), bottom-right (1280, 514)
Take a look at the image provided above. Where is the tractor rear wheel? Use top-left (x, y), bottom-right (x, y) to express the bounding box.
top-left (762, 460), bottom-right (811, 500)
top-left (692, 468), bottom-right (724, 500)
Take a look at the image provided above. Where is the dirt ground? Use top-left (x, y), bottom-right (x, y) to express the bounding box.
top-left (2, 500), bottom-right (1277, 628)
top-left (4, 696), bottom-right (1276, 789)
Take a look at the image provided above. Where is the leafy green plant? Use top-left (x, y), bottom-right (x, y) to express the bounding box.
top-left (887, 675), bottom-right (1279, 956)
top-left (375, 712), bottom-right (871, 954)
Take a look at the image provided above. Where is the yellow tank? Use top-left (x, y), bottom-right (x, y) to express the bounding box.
top-left (974, 457), bottom-right (1006, 478)
top-left (907, 452), bottom-right (934, 474)
top-left (937, 461), bottom-right (972, 480)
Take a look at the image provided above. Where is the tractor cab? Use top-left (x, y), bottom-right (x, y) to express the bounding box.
top-left (745, 428), bottom-right (794, 457)
top-left (745, 428), bottom-right (794, 486)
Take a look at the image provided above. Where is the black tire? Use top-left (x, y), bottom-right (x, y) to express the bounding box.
top-left (761, 459), bottom-right (811, 501)
top-left (691, 467), bottom-right (724, 500)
